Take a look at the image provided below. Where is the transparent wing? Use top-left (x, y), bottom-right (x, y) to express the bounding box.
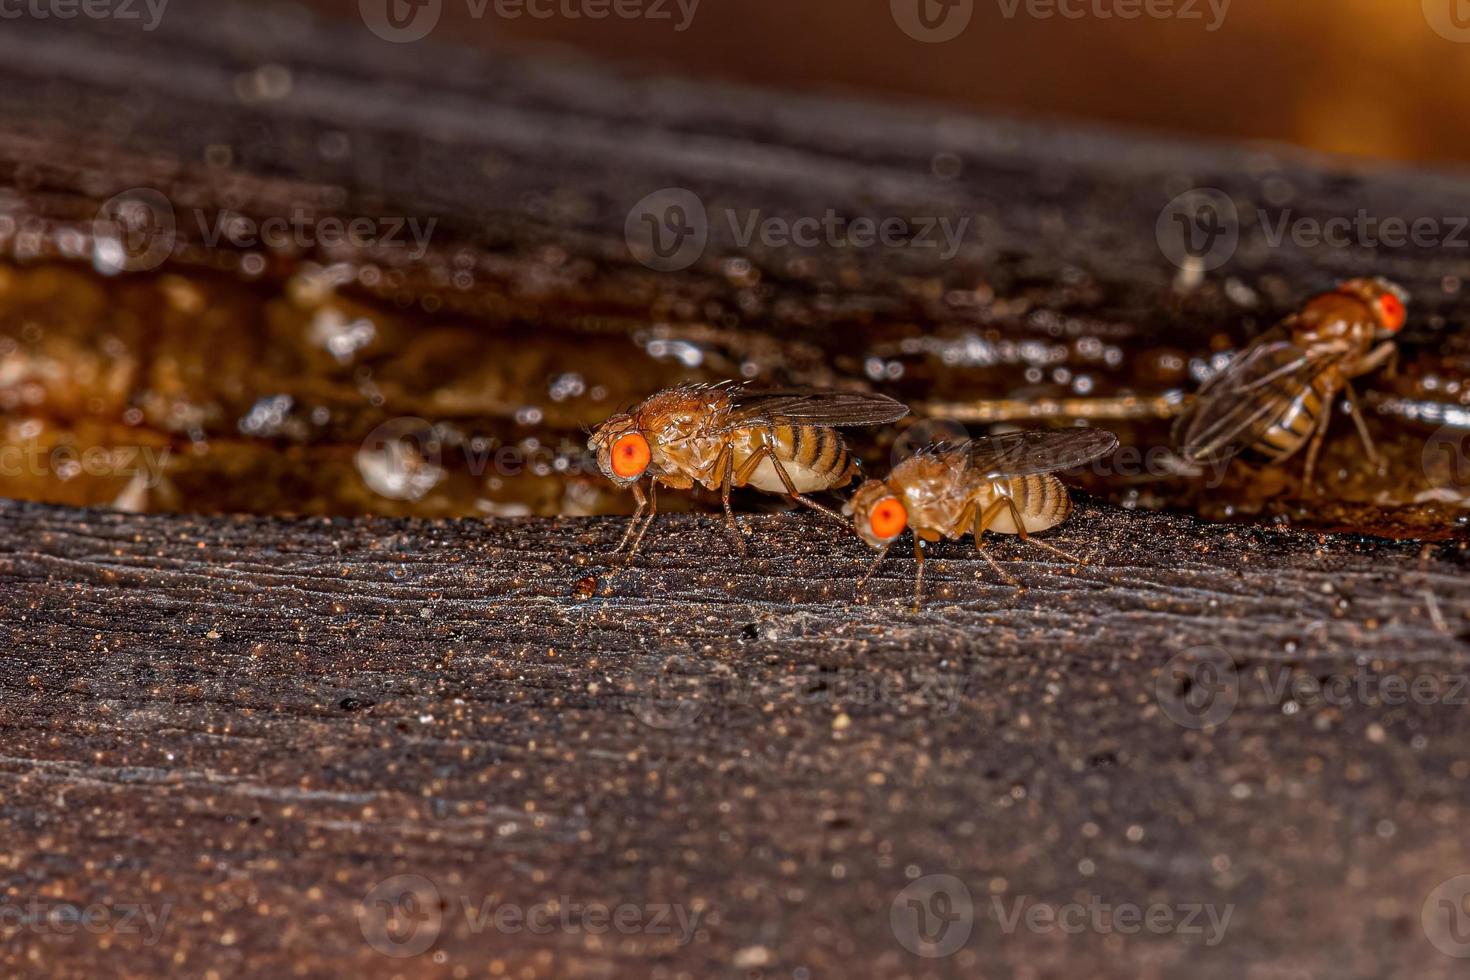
top-left (962, 428), bottom-right (1120, 478)
top-left (723, 388), bottom-right (910, 429)
top-left (1175, 330), bottom-right (1348, 463)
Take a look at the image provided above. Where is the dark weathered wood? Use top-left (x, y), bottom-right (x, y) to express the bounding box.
top-left (1, 4), bottom-right (1470, 979)
top-left (1, 498), bottom-right (1468, 977)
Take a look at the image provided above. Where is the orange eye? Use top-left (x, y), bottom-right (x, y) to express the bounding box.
top-left (1377, 293), bottom-right (1406, 333)
top-left (868, 497), bottom-right (908, 540)
top-left (610, 432), bottom-right (650, 479)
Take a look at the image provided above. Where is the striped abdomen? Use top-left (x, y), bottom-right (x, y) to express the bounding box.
top-left (731, 419), bottom-right (858, 495)
top-left (1244, 371), bottom-right (1336, 464)
top-left (983, 474), bottom-right (1072, 535)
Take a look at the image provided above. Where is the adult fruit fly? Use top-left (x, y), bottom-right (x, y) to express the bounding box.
top-left (846, 428), bottom-right (1119, 608)
top-left (1174, 277), bottom-right (1408, 490)
top-left (589, 384), bottom-right (910, 561)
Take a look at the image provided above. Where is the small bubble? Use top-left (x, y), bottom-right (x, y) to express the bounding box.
top-left (548, 373), bottom-right (586, 402)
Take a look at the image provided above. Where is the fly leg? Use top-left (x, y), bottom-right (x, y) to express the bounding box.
top-left (714, 444), bottom-right (748, 557)
top-left (910, 536), bottom-right (927, 612)
top-left (602, 484), bottom-right (659, 593)
top-left (612, 482), bottom-right (648, 554)
top-left (856, 541), bottom-right (893, 601)
top-left (1354, 340), bottom-right (1398, 379)
top-left (617, 483), bottom-right (659, 567)
top-left (1299, 377), bottom-right (1342, 495)
top-left (734, 445), bottom-right (849, 529)
top-left (1004, 497), bottom-right (1085, 566)
top-left (972, 499), bottom-right (1021, 587)
top-left (1341, 381), bottom-right (1380, 465)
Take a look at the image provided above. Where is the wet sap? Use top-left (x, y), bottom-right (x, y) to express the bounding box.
top-left (0, 260), bottom-right (1465, 540)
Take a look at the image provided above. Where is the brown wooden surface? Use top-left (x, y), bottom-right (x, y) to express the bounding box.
top-left (1, 498), bottom-right (1469, 978)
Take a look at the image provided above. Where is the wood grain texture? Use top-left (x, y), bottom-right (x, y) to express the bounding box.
top-left (1, 498), bottom-right (1468, 977)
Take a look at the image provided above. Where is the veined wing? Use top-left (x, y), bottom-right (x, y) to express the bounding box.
top-left (723, 388), bottom-right (910, 429)
top-left (1175, 331), bottom-right (1350, 463)
top-left (962, 428), bottom-right (1120, 478)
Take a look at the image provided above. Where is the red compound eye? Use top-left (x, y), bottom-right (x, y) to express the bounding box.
top-left (1376, 293), bottom-right (1406, 333)
top-left (610, 432), bottom-right (650, 479)
top-left (868, 497), bottom-right (908, 540)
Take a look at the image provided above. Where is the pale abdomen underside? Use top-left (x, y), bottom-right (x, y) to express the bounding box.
top-left (730, 422), bottom-right (856, 495)
top-left (981, 474), bottom-right (1072, 535)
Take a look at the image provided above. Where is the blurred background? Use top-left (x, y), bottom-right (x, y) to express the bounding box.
top-left (320, 0), bottom-right (1470, 164)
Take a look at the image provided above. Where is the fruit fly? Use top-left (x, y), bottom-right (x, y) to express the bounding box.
top-left (846, 428), bottom-right (1119, 608)
top-left (589, 384), bottom-right (909, 561)
top-left (1174, 277), bottom-right (1408, 489)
